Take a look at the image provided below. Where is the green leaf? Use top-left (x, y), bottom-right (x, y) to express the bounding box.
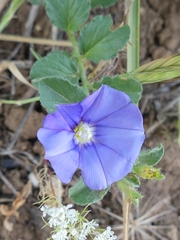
top-left (30, 51), bottom-right (79, 84)
top-left (69, 178), bottom-right (109, 205)
top-left (125, 174), bottom-right (140, 187)
top-left (91, 0), bottom-right (118, 8)
top-left (134, 144), bottom-right (164, 167)
top-left (118, 179), bottom-right (142, 205)
top-left (79, 15), bottom-right (130, 63)
top-left (45, 0), bottom-right (90, 32)
top-left (32, 77), bottom-right (87, 113)
top-left (28, 0), bottom-right (45, 5)
top-left (93, 76), bottom-right (142, 104)
top-left (133, 166), bottom-right (165, 180)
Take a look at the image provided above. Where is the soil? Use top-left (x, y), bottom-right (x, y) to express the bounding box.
top-left (1, 0), bottom-right (180, 240)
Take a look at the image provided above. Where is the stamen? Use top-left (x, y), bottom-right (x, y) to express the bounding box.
top-left (74, 122), bottom-right (94, 144)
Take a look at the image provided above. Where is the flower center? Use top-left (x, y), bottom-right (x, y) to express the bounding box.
top-left (74, 122), bottom-right (94, 145)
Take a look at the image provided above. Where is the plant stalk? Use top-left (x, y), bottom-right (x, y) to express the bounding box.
top-left (178, 101), bottom-right (180, 145)
top-left (68, 31), bottom-right (89, 95)
top-left (127, 0), bottom-right (140, 72)
top-left (122, 193), bottom-right (131, 240)
top-left (122, 0), bottom-right (140, 239)
top-left (0, 96), bottom-right (40, 106)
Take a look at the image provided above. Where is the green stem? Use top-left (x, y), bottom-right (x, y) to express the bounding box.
top-left (178, 101), bottom-right (180, 145)
top-left (68, 31), bottom-right (89, 95)
top-left (0, 96), bottom-right (40, 106)
top-left (127, 0), bottom-right (140, 72)
top-left (122, 0), bottom-right (140, 239)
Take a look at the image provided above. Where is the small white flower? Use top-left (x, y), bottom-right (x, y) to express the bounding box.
top-left (71, 228), bottom-right (78, 236)
top-left (94, 227), bottom-right (117, 240)
top-left (79, 220), bottom-right (99, 239)
top-left (66, 208), bottom-right (79, 224)
top-left (40, 205), bottom-right (51, 218)
top-left (52, 229), bottom-right (68, 240)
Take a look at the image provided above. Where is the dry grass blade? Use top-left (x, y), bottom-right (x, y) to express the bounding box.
top-left (8, 62), bottom-right (36, 88)
top-left (0, 34), bottom-right (72, 47)
top-left (0, 61), bottom-right (35, 89)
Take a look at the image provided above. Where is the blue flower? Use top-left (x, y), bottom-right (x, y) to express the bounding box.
top-left (38, 85), bottom-right (145, 190)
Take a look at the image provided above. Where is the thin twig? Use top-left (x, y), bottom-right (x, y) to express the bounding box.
top-left (0, 170), bottom-right (17, 195)
top-left (94, 204), bottom-right (123, 222)
top-left (146, 118), bottom-right (166, 138)
top-left (24, 5), bottom-right (39, 37)
top-left (0, 34), bottom-right (72, 47)
top-left (7, 101), bottom-right (36, 151)
top-left (0, 198), bottom-right (13, 203)
top-left (9, 154), bottom-right (32, 172)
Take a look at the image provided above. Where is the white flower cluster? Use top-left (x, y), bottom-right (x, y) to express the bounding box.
top-left (40, 204), bottom-right (117, 240)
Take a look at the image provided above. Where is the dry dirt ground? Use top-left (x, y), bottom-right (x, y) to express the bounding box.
top-left (1, 0), bottom-right (180, 240)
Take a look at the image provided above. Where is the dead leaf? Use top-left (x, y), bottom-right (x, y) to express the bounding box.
top-left (0, 204), bottom-right (12, 216)
top-left (0, 204), bottom-right (19, 219)
top-left (0, 181), bottom-right (32, 232)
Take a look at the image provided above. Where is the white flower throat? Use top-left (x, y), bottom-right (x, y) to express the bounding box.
top-left (74, 121), bottom-right (94, 144)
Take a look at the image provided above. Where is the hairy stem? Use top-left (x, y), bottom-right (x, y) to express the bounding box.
top-left (68, 31), bottom-right (89, 95)
top-left (0, 96), bottom-right (40, 106)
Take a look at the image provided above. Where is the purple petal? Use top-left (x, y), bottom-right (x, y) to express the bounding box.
top-left (42, 111), bottom-right (71, 130)
top-left (80, 87), bottom-right (101, 115)
top-left (93, 143), bottom-right (133, 186)
top-left (49, 146), bottom-right (79, 184)
top-left (81, 85), bottom-right (130, 123)
top-left (37, 128), bottom-right (76, 158)
top-left (95, 126), bottom-right (145, 163)
top-left (57, 103), bottom-right (82, 129)
top-left (79, 144), bottom-right (107, 190)
top-left (96, 103), bottom-right (143, 130)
